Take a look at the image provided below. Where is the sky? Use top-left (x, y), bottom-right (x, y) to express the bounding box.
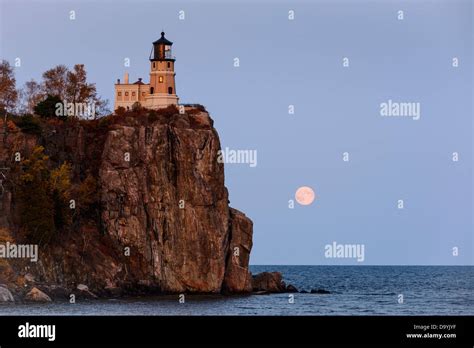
top-left (0, 0), bottom-right (472, 265)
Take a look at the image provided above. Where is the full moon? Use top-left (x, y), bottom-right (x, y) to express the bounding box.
top-left (295, 186), bottom-right (316, 206)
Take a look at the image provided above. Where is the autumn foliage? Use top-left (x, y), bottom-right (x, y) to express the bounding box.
top-left (16, 146), bottom-right (97, 245)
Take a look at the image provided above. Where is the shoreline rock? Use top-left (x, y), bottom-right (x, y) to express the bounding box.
top-left (310, 288), bottom-right (331, 294)
top-left (74, 284), bottom-right (98, 299)
top-left (286, 284), bottom-right (298, 293)
top-left (25, 287), bottom-right (52, 302)
top-left (0, 285), bottom-right (14, 302)
top-left (251, 272), bottom-right (299, 294)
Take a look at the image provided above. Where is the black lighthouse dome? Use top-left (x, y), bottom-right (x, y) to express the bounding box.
top-left (150, 32), bottom-right (175, 61)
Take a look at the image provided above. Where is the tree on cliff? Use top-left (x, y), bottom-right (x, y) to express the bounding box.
top-left (65, 64), bottom-right (96, 104)
top-left (33, 95), bottom-right (63, 119)
top-left (40, 64), bottom-right (109, 117)
top-left (17, 146), bottom-right (56, 245)
top-left (17, 79), bottom-right (43, 114)
top-left (0, 60), bottom-right (18, 114)
top-left (14, 64), bottom-right (110, 117)
top-left (42, 64), bottom-right (97, 104)
top-left (42, 65), bottom-right (68, 100)
top-left (16, 146), bottom-right (99, 244)
top-left (17, 146), bottom-right (75, 244)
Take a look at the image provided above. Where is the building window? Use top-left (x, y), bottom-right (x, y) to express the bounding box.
top-left (153, 62), bottom-right (156, 69)
top-left (118, 92), bottom-right (122, 96)
top-left (159, 76), bottom-right (163, 83)
top-left (168, 87), bottom-right (173, 95)
top-left (125, 92), bottom-right (129, 96)
top-left (150, 87), bottom-right (154, 94)
top-left (167, 62), bottom-right (171, 69)
top-left (132, 91), bottom-right (136, 96)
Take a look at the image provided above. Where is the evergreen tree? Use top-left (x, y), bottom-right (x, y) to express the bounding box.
top-left (33, 95), bottom-right (62, 119)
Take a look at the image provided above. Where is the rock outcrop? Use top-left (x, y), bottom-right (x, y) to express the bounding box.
top-left (251, 272), bottom-right (299, 294)
top-left (252, 272), bottom-right (287, 293)
top-left (74, 284), bottom-right (98, 299)
top-left (310, 288), bottom-right (331, 294)
top-left (0, 284), bottom-right (14, 302)
top-left (0, 107), bottom-right (253, 296)
top-left (222, 208), bottom-right (253, 293)
top-left (25, 287), bottom-right (52, 302)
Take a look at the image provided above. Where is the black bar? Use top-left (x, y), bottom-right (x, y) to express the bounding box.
top-left (0, 316), bottom-right (472, 346)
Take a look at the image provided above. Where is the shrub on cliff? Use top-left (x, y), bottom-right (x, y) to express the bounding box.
top-left (0, 118), bottom-right (17, 133)
top-left (148, 110), bottom-right (159, 123)
top-left (158, 104), bottom-right (178, 117)
top-left (115, 107), bottom-right (126, 117)
top-left (97, 115), bottom-right (112, 129)
top-left (186, 104), bottom-right (207, 114)
top-left (73, 174), bottom-right (98, 218)
top-left (50, 162), bottom-right (73, 231)
top-left (14, 114), bottom-right (42, 135)
top-left (132, 102), bottom-right (142, 112)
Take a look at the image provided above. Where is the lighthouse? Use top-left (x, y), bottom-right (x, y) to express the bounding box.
top-left (114, 32), bottom-right (179, 111)
top-left (146, 32), bottom-right (179, 108)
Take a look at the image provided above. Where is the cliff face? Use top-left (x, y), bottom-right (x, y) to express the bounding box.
top-left (0, 108), bottom-right (253, 295)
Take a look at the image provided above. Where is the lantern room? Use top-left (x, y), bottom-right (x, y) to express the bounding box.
top-left (150, 32), bottom-right (175, 61)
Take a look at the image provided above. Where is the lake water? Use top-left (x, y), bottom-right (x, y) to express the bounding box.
top-left (1, 266), bottom-right (472, 315)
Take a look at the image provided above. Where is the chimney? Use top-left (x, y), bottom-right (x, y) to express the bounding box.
top-left (124, 72), bottom-right (129, 84)
top-left (117, 79), bottom-right (120, 84)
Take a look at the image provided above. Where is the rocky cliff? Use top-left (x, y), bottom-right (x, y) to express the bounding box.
top-left (0, 106), bottom-right (253, 297)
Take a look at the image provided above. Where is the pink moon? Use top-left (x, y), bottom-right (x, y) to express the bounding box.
top-left (295, 186), bottom-right (316, 206)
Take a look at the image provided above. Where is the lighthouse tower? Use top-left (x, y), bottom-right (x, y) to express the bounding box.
top-left (145, 32), bottom-right (179, 108)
